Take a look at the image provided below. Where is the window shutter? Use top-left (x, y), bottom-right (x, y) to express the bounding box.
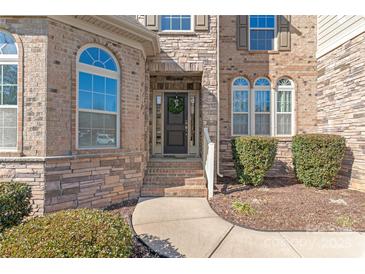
top-left (237, 16), bottom-right (248, 50)
top-left (278, 15), bottom-right (291, 51)
top-left (194, 15), bottom-right (209, 31)
top-left (145, 15), bottom-right (159, 31)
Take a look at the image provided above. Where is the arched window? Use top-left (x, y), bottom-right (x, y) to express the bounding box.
top-left (232, 77), bottom-right (250, 135)
top-left (253, 77), bottom-right (271, 135)
top-left (0, 31), bottom-right (18, 150)
top-left (276, 78), bottom-right (294, 135)
top-left (77, 46), bottom-right (120, 149)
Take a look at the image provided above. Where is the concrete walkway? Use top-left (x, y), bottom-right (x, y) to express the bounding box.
top-left (132, 197), bottom-right (365, 258)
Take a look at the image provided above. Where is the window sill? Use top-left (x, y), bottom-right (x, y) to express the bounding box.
top-left (248, 50), bottom-right (280, 54)
top-left (0, 151), bottom-right (22, 158)
top-left (75, 147), bottom-right (121, 154)
top-left (157, 31), bottom-right (196, 36)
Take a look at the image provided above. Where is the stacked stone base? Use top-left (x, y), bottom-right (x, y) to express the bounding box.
top-left (0, 159), bottom-right (45, 215)
top-left (0, 152), bottom-right (145, 215)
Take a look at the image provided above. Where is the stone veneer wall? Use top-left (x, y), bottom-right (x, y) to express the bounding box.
top-left (219, 15), bottom-right (318, 178)
top-left (317, 32), bottom-right (365, 191)
top-left (44, 153), bottom-right (143, 212)
top-left (0, 159), bottom-right (45, 214)
top-left (137, 16), bottom-right (218, 150)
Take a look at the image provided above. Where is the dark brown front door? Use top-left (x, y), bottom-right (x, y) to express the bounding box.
top-left (164, 93), bottom-right (188, 154)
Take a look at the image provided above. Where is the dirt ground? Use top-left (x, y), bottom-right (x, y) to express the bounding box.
top-left (209, 179), bottom-right (365, 231)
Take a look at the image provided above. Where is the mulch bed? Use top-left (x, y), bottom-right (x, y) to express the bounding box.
top-left (107, 199), bottom-right (161, 258)
top-left (209, 178), bottom-right (365, 232)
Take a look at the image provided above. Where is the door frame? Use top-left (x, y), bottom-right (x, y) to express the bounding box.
top-left (152, 89), bottom-right (200, 156)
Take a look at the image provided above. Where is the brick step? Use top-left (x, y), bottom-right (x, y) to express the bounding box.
top-left (141, 184), bottom-right (207, 197)
top-left (146, 168), bottom-right (204, 176)
top-left (144, 175), bottom-right (206, 186)
top-left (221, 162), bottom-right (234, 167)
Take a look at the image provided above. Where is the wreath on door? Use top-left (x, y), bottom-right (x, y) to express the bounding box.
top-left (168, 96), bottom-right (184, 114)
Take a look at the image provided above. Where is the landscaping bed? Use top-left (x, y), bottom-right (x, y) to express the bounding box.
top-left (209, 178), bottom-right (365, 232)
top-left (108, 199), bottom-right (160, 258)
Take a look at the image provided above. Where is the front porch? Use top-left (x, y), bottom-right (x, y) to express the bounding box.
top-left (144, 73), bottom-right (216, 198)
top-left (150, 75), bottom-right (202, 157)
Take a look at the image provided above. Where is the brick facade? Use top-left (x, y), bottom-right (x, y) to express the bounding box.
top-left (0, 17), bottom-right (150, 214)
top-left (0, 17), bottom-right (48, 157)
top-left (317, 32), bottom-right (365, 191)
top-left (219, 16), bottom-right (318, 178)
top-left (0, 16), bottom-right (364, 215)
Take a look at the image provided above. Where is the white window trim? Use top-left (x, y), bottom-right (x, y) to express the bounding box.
top-left (232, 77), bottom-right (297, 138)
top-left (159, 15), bottom-right (195, 33)
top-left (231, 77), bottom-right (250, 136)
top-left (252, 78), bottom-right (272, 136)
top-left (0, 31), bottom-right (18, 152)
top-left (248, 16), bottom-right (278, 51)
top-left (76, 44), bottom-right (120, 150)
top-left (275, 79), bottom-right (295, 137)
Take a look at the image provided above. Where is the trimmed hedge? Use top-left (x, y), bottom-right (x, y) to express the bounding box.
top-left (0, 182), bottom-right (31, 232)
top-left (292, 134), bottom-right (346, 188)
top-left (232, 136), bottom-right (278, 186)
top-left (0, 209), bottom-right (133, 258)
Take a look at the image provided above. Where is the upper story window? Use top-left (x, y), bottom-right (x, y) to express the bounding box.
top-left (77, 46), bottom-right (120, 149)
top-left (0, 31), bottom-right (18, 151)
top-left (249, 15), bottom-right (276, 51)
top-left (160, 15), bottom-right (192, 31)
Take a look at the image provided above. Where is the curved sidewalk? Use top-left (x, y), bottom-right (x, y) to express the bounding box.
top-left (132, 197), bottom-right (365, 258)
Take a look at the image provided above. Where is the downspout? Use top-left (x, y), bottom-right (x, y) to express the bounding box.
top-left (216, 15), bottom-right (223, 178)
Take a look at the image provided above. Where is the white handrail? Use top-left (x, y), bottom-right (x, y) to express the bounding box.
top-left (203, 128), bottom-right (215, 198)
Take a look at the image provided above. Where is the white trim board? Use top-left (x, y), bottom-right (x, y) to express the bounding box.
top-left (317, 15), bottom-right (365, 58)
top-left (48, 16), bottom-right (150, 59)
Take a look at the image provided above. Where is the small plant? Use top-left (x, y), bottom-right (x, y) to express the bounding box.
top-left (232, 136), bottom-right (278, 186)
top-left (232, 200), bottom-right (256, 215)
top-left (336, 215), bottom-right (354, 228)
top-left (0, 182), bottom-right (32, 232)
top-left (292, 134), bottom-right (346, 188)
top-left (0, 209), bottom-right (133, 258)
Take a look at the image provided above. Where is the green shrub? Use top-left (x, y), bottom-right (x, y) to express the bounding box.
top-left (292, 134), bottom-right (346, 188)
top-left (0, 209), bottom-right (133, 258)
top-left (232, 200), bottom-right (256, 215)
top-left (336, 215), bottom-right (354, 228)
top-left (0, 182), bottom-right (31, 232)
top-left (232, 136), bottom-right (278, 186)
